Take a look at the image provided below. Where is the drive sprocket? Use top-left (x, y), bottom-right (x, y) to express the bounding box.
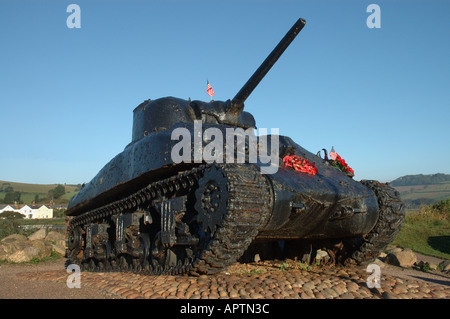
top-left (194, 165), bottom-right (229, 235)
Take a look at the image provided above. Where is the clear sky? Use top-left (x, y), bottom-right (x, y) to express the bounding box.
top-left (0, 0), bottom-right (449, 185)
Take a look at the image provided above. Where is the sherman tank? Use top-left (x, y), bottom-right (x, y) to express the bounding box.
top-left (65, 18), bottom-right (404, 275)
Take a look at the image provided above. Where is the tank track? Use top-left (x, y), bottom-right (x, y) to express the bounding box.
top-left (66, 163), bottom-right (272, 275)
top-left (194, 164), bottom-right (272, 274)
top-left (349, 180), bottom-right (405, 264)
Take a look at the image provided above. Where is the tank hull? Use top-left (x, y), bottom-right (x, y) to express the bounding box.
top-left (67, 123), bottom-right (379, 240)
top-left (259, 137), bottom-right (379, 240)
top-left (65, 118), bottom-right (402, 275)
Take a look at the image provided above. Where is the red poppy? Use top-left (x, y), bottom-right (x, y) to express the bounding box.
top-left (329, 152), bottom-right (354, 177)
top-left (282, 155), bottom-right (318, 175)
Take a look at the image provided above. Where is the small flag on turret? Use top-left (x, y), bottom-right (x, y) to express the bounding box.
top-left (206, 79), bottom-right (215, 100)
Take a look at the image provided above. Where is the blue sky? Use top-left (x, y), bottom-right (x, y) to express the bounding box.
top-left (0, 0), bottom-right (449, 185)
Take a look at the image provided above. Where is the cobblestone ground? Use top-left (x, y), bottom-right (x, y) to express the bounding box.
top-left (16, 259), bottom-right (450, 300)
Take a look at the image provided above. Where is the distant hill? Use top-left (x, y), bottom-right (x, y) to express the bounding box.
top-left (0, 180), bottom-right (80, 205)
top-left (390, 173), bottom-right (450, 186)
top-left (390, 174), bottom-right (450, 210)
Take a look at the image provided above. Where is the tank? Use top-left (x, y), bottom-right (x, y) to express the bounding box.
top-left (65, 18), bottom-right (404, 275)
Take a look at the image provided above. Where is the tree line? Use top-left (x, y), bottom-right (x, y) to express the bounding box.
top-left (0, 184), bottom-right (66, 205)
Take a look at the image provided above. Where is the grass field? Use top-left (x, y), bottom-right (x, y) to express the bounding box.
top-left (0, 180), bottom-right (79, 205)
top-left (393, 204), bottom-right (450, 260)
top-left (394, 181), bottom-right (450, 202)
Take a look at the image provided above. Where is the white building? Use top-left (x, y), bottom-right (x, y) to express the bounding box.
top-left (0, 205), bottom-right (16, 213)
top-left (34, 205), bottom-right (53, 219)
top-left (0, 204), bottom-right (53, 219)
top-left (19, 205), bottom-right (35, 219)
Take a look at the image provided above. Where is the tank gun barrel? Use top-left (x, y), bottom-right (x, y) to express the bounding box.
top-left (229, 18), bottom-right (306, 115)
